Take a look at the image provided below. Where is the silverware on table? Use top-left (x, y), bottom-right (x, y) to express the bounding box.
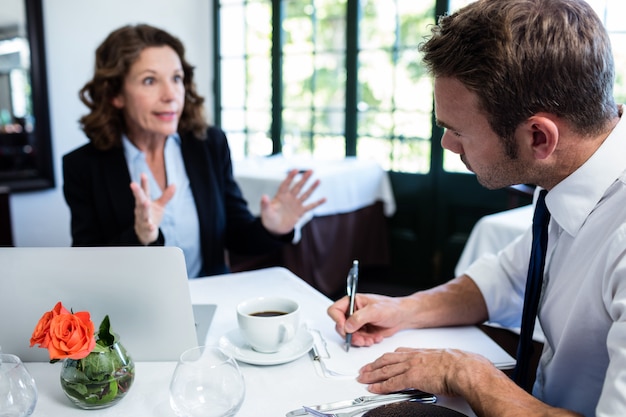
top-left (302, 402), bottom-right (390, 417)
top-left (285, 390), bottom-right (437, 417)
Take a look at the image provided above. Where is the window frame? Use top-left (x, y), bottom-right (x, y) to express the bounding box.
top-left (213, 0), bottom-right (447, 171)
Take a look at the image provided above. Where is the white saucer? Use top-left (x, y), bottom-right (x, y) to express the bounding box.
top-left (219, 326), bottom-right (313, 366)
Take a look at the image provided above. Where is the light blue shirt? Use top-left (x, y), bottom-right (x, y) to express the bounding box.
top-left (122, 134), bottom-right (201, 278)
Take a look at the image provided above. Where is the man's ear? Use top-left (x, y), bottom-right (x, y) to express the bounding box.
top-left (526, 115), bottom-right (559, 160)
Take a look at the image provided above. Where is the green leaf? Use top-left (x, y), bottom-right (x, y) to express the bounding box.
top-left (81, 353), bottom-right (113, 381)
top-left (91, 344), bottom-right (108, 354)
top-left (97, 315), bottom-right (116, 347)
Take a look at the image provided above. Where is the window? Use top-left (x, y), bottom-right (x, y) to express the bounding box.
top-left (215, 0), bottom-right (626, 174)
top-left (216, 0), bottom-right (436, 174)
top-left (586, 0), bottom-right (626, 103)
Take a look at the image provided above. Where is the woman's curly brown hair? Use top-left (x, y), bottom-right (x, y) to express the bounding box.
top-left (79, 24), bottom-right (208, 150)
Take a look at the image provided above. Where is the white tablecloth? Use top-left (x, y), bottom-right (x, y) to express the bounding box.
top-left (455, 204), bottom-right (533, 275)
top-left (233, 155), bottom-right (396, 220)
top-left (23, 267), bottom-right (517, 417)
top-left (230, 156), bottom-right (395, 296)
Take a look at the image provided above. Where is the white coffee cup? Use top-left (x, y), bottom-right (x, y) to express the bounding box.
top-left (236, 296), bottom-right (300, 353)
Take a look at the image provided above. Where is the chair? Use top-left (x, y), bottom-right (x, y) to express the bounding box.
top-left (0, 186), bottom-right (13, 246)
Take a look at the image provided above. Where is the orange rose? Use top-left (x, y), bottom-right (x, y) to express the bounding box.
top-left (46, 310), bottom-right (96, 360)
top-left (30, 301), bottom-right (71, 348)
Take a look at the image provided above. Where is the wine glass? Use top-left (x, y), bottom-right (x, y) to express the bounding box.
top-left (0, 352), bottom-right (38, 417)
top-left (169, 346), bottom-right (245, 417)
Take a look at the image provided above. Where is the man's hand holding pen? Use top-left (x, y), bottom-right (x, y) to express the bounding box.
top-left (337, 259), bottom-right (422, 349)
top-left (327, 287), bottom-right (413, 348)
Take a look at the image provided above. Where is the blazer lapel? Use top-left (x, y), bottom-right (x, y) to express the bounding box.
top-left (180, 134), bottom-right (218, 244)
top-left (100, 147), bottom-right (135, 226)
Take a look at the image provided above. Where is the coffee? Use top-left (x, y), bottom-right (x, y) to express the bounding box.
top-left (250, 311), bottom-right (287, 317)
top-left (237, 296), bottom-right (300, 352)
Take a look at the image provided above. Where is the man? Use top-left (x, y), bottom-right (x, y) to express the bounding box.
top-left (328, 1), bottom-right (626, 416)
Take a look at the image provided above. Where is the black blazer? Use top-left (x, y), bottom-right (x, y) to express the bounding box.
top-left (62, 127), bottom-right (291, 277)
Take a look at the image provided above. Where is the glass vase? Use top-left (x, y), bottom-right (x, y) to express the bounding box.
top-left (59, 341), bottom-right (135, 409)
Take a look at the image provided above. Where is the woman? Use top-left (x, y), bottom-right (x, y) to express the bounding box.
top-left (63, 24), bottom-right (325, 278)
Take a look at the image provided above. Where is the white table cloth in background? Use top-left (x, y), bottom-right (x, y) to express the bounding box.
top-left (233, 155), bottom-right (396, 221)
top-left (455, 204), bottom-right (533, 275)
top-left (230, 155), bottom-right (397, 297)
top-left (24, 267), bottom-right (518, 417)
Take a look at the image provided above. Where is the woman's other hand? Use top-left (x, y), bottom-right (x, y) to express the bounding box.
top-left (260, 169), bottom-right (326, 234)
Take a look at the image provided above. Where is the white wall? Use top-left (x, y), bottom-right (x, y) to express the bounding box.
top-left (10, 0), bottom-right (212, 246)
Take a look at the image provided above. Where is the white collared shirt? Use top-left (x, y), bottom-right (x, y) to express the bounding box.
top-left (466, 113), bottom-right (626, 417)
top-left (123, 134), bottom-right (201, 278)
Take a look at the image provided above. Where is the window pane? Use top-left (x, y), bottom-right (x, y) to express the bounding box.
top-left (282, 0), bottom-right (347, 157)
top-left (221, 109), bottom-right (246, 134)
top-left (246, 110), bottom-right (271, 133)
top-left (448, 0), bottom-right (474, 12)
top-left (360, 1), bottom-right (397, 49)
top-left (247, 131), bottom-right (274, 156)
top-left (357, 137), bottom-right (394, 170)
top-left (613, 33), bottom-right (626, 104)
top-left (283, 54), bottom-right (314, 108)
top-left (246, 2), bottom-right (272, 56)
top-left (356, 0), bottom-right (434, 173)
top-left (390, 138), bottom-right (431, 173)
top-left (283, 0), bottom-right (314, 54)
top-left (220, 58), bottom-right (245, 108)
top-left (358, 110), bottom-right (393, 138)
top-left (220, 4), bottom-right (246, 57)
top-left (393, 110), bottom-right (431, 139)
top-left (315, 7), bottom-right (346, 53)
top-left (358, 136), bottom-right (431, 173)
top-left (582, 0), bottom-right (626, 107)
top-left (313, 109), bottom-right (344, 135)
top-left (394, 49), bottom-right (430, 111)
top-left (246, 57), bottom-right (272, 109)
top-left (311, 134), bottom-right (346, 159)
top-left (313, 53), bottom-right (345, 108)
top-left (226, 132), bottom-right (246, 160)
top-left (283, 108), bottom-right (313, 138)
top-left (219, 0), bottom-right (272, 160)
top-left (359, 50), bottom-right (394, 110)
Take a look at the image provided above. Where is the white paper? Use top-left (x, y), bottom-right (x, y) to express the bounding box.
top-left (310, 325), bottom-right (516, 379)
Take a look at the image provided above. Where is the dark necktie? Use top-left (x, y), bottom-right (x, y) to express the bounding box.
top-left (512, 189), bottom-right (550, 391)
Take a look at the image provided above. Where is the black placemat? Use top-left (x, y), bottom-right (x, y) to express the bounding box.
top-left (363, 401), bottom-right (469, 417)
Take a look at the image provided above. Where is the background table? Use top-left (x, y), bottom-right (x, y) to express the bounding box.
top-left (230, 155), bottom-right (396, 298)
top-left (455, 204), bottom-right (533, 275)
top-left (25, 267), bottom-right (514, 417)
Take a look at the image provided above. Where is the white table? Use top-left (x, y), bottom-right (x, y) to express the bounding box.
top-left (24, 267), bottom-right (517, 416)
top-left (233, 155), bottom-right (396, 221)
top-left (455, 204), bottom-right (533, 275)
top-left (231, 156), bottom-right (397, 297)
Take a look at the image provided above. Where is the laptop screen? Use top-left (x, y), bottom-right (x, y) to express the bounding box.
top-left (0, 247), bottom-right (199, 362)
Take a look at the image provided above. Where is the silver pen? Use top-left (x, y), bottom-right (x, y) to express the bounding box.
top-left (345, 260), bottom-right (359, 352)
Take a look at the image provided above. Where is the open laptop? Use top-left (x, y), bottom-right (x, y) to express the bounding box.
top-left (0, 247), bottom-right (214, 362)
